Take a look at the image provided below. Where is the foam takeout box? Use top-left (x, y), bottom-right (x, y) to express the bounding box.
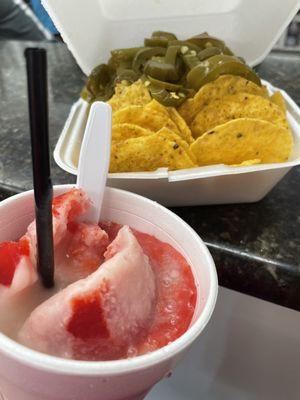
top-left (44, 0), bottom-right (300, 206)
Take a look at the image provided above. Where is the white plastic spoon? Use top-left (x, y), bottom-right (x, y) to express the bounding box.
top-left (76, 101), bottom-right (112, 224)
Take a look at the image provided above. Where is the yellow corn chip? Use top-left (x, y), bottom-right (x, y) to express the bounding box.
top-left (156, 127), bottom-right (197, 163)
top-left (113, 104), bottom-right (181, 135)
top-left (145, 99), bottom-right (170, 116)
top-left (167, 108), bottom-right (194, 144)
top-left (178, 75), bottom-right (268, 124)
top-left (270, 91), bottom-right (286, 113)
top-left (110, 131), bottom-right (196, 172)
top-left (190, 118), bottom-right (293, 166)
top-left (108, 80), bottom-right (151, 112)
top-left (145, 100), bottom-right (194, 142)
top-left (190, 92), bottom-right (289, 138)
top-left (112, 123), bottom-right (153, 142)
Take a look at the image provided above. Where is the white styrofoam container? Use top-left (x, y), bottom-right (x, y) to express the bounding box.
top-left (54, 81), bottom-right (300, 206)
top-left (45, 0), bottom-right (300, 206)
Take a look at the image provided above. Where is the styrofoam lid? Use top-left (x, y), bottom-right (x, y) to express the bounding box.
top-left (43, 0), bottom-right (300, 75)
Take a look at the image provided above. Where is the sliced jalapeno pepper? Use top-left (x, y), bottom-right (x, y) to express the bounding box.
top-left (114, 69), bottom-right (140, 84)
top-left (182, 54), bottom-right (202, 70)
top-left (93, 84), bottom-right (115, 102)
top-left (149, 85), bottom-right (186, 107)
top-left (144, 46), bottom-right (183, 82)
top-left (198, 46), bottom-right (222, 61)
top-left (187, 55), bottom-right (261, 90)
top-left (132, 47), bottom-right (166, 73)
top-left (187, 33), bottom-right (226, 51)
top-left (168, 40), bottom-right (201, 53)
top-left (147, 75), bottom-right (183, 91)
top-left (144, 61), bottom-right (177, 82)
top-left (108, 47), bottom-right (142, 69)
top-left (111, 47), bottom-right (142, 59)
top-left (86, 64), bottom-right (115, 97)
top-left (164, 45), bottom-right (180, 64)
top-left (152, 31), bottom-right (178, 41)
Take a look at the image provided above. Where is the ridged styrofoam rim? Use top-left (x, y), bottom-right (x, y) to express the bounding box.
top-left (0, 185), bottom-right (218, 376)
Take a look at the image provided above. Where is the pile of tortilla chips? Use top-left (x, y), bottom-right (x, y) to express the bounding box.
top-left (106, 76), bottom-right (293, 173)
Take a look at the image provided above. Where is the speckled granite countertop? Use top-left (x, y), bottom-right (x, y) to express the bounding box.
top-left (0, 41), bottom-right (299, 310)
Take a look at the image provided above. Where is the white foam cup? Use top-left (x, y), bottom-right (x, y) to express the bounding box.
top-left (0, 185), bottom-right (218, 400)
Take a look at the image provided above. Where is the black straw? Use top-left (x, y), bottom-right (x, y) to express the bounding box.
top-left (25, 48), bottom-right (54, 289)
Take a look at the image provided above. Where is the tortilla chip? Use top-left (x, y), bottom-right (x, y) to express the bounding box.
top-left (270, 91), bottom-right (286, 113)
top-left (144, 100), bottom-right (194, 142)
top-left (110, 131), bottom-right (197, 172)
top-left (108, 80), bottom-right (151, 112)
top-left (230, 159), bottom-right (261, 167)
top-left (190, 118), bottom-right (293, 166)
top-left (167, 108), bottom-right (194, 144)
top-left (190, 92), bottom-right (289, 138)
top-left (178, 75), bottom-right (268, 124)
top-left (112, 123), bottom-right (153, 142)
top-left (113, 104), bottom-right (181, 135)
top-left (145, 99), bottom-right (170, 116)
top-left (156, 127), bottom-right (197, 163)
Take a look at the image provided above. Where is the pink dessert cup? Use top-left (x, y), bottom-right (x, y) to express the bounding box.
top-left (0, 184), bottom-right (218, 400)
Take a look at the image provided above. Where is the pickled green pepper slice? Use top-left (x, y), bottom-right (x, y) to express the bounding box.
top-left (149, 85), bottom-right (186, 107)
top-left (182, 53), bottom-right (202, 70)
top-left (82, 64), bottom-right (116, 102)
top-left (132, 47), bottom-right (166, 73)
top-left (187, 55), bottom-right (261, 90)
top-left (152, 31), bottom-right (178, 41)
top-left (168, 40), bottom-right (201, 53)
top-left (108, 47), bottom-right (142, 69)
top-left (144, 46), bottom-right (183, 82)
top-left (187, 33), bottom-right (226, 50)
top-left (147, 75), bottom-right (183, 91)
top-left (198, 47), bottom-right (222, 61)
top-left (114, 69), bottom-right (140, 84)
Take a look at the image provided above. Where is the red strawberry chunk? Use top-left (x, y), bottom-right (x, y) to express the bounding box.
top-left (0, 242), bottom-right (22, 286)
top-left (0, 236), bottom-right (36, 300)
top-left (0, 237), bottom-right (32, 287)
top-left (18, 237), bottom-right (30, 256)
top-left (67, 291), bottom-right (109, 340)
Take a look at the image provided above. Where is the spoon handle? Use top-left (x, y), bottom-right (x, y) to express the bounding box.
top-left (77, 101), bottom-right (112, 224)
